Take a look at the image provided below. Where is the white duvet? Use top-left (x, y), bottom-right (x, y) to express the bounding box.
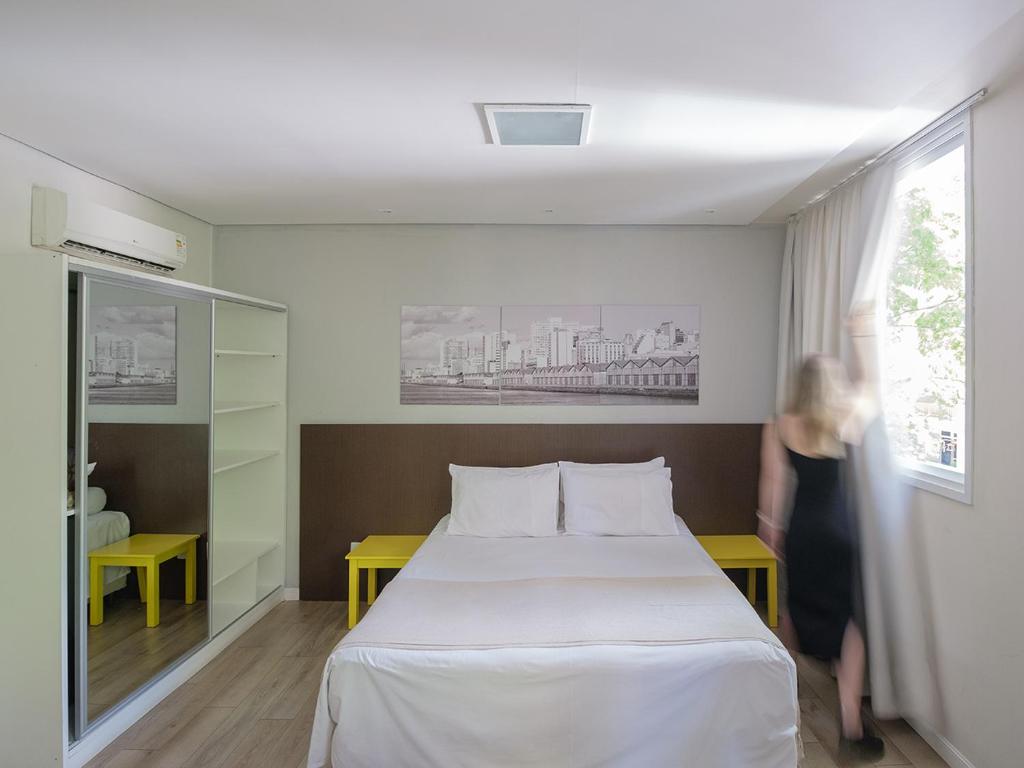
top-left (88, 509), bottom-right (131, 588)
top-left (309, 518), bottom-right (800, 768)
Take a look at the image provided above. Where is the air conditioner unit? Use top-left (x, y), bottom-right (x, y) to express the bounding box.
top-left (31, 186), bottom-right (187, 273)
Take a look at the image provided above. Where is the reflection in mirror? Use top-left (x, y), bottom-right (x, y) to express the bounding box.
top-left (82, 279), bottom-right (210, 725)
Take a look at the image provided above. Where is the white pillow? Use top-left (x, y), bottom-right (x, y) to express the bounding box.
top-left (86, 486), bottom-right (107, 515)
top-left (563, 467), bottom-right (677, 536)
top-left (446, 463), bottom-right (560, 537)
top-left (557, 457), bottom-right (665, 500)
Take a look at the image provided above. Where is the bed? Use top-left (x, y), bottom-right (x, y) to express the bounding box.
top-left (308, 515), bottom-right (800, 768)
top-left (87, 508), bottom-right (131, 594)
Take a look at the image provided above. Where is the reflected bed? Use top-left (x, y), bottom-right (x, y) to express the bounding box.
top-left (87, 508), bottom-right (131, 593)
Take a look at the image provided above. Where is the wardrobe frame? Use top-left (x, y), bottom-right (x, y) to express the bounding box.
top-left (63, 255), bottom-right (286, 762)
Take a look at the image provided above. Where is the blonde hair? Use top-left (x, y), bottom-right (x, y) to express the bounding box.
top-left (787, 355), bottom-right (848, 458)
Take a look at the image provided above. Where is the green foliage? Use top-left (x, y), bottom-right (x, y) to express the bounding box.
top-left (887, 187), bottom-right (966, 366)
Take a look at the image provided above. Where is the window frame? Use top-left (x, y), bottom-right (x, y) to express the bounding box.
top-left (883, 114), bottom-right (974, 504)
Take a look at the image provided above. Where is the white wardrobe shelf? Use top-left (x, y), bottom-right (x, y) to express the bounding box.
top-left (211, 540), bottom-right (280, 586)
top-left (214, 348), bottom-right (281, 358)
top-left (211, 299), bottom-right (287, 639)
top-left (213, 449), bottom-right (280, 474)
top-left (213, 400), bottom-right (281, 415)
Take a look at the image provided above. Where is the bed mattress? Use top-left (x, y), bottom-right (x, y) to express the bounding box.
top-left (88, 509), bottom-right (131, 587)
top-left (309, 517), bottom-right (800, 768)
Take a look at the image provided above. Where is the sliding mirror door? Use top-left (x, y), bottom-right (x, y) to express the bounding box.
top-left (74, 275), bottom-right (212, 730)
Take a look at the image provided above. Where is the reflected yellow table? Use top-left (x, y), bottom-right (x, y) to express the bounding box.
top-left (89, 533), bottom-right (199, 628)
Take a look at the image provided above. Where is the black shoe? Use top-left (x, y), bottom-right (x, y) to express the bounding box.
top-left (838, 727), bottom-right (885, 763)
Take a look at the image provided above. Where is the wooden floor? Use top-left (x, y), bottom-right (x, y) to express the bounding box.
top-left (88, 592), bottom-right (209, 721)
top-left (86, 601), bottom-right (345, 768)
top-left (86, 600), bottom-right (947, 768)
top-left (793, 653), bottom-right (946, 767)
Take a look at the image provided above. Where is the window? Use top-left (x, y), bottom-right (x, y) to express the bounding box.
top-left (882, 118), bottom-right (972, 502)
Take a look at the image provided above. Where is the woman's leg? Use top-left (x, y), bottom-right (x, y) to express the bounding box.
top-left (835, 620), bottom-right (866, 738)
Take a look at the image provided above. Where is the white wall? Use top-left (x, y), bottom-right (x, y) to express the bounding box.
top-left (213, 224), bottom-right (785, 587)
top-left (907, 68), bottom-right (1024, 768)
top-left (0, 134), bottom-right (212, 766)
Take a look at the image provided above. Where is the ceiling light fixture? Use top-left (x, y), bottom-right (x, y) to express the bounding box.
top-left (483, 104), bottom-right (592, 146)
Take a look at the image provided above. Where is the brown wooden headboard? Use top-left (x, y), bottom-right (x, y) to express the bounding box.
top-left (300, 423), bottom-right (763, 600)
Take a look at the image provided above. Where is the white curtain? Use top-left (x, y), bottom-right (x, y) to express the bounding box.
top-left (776, 181), bottom-right (860, 407)
top-left (777, 163), bottom-right (945, 727)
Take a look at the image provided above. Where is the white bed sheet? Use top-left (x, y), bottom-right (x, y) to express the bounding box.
top-left (87, 509), bottom-right (131, 588)
top-left (309, 517), bottom-right (800, 768)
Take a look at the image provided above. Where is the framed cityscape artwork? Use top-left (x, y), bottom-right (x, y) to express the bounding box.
top-left (88, 305), bottom-right (178, 405)
top-left (400, 304), bottom-right (699, 405)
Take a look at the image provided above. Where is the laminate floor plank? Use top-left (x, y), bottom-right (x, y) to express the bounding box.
top-left (284, 612), bottom-right (346, 658)
top-left (260, 692), bottom-right (321, 768)
top-left (206, 646), bottom-right (288, 708)
top-left (181, 663), bottom-right (307, 768)
top-left (94, 749), bottom-right (154, 768)
top-left (219, 718), bottom-right (292, 768)
top-left (145, 707), bottom-right (234, 768)
top-left (178, 703), bottom-right (264, 768)
top-left (802, 741), bottom-right (842, 768)
top-left (259, 656), bottom-right (322, 720)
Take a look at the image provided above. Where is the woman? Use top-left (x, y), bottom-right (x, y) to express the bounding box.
top-left (772, 310), bottom-right (884, 761)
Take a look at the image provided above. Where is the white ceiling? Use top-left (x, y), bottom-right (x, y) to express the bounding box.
top-left (2, 1), bottom-right (1023, 226)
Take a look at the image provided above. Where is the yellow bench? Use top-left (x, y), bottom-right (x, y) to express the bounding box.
top-left (345, 535), bottom-right (427, 628)
top-left (696, 534), bottom-right (778, 627)
top-left (89, 533), bottom-right (199, 628)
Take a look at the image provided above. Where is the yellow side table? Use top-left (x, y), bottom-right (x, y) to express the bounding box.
top-left (346, 535), bottom-right (427, 628)
top-left (696, 534), bottom-right (778, 627)
top-left (89, 533), bottom-right (199, 628)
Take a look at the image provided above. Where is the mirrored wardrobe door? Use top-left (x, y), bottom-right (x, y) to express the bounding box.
top-left (73, 274), bottom-right (212, 731)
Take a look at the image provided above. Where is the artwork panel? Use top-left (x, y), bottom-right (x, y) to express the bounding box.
top-left (400, 305), bottom-right (501, 405)
top-left (499, 304), bottom-right (699, 406)
top-left (88, 305), bottom-right (178, 405)
top-left (595, 304), bottom-right (700, 406)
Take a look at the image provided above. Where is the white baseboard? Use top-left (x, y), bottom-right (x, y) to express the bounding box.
top-left (65, 588), bottom-right (284, 768)
top-left (282, 587), bottom-right (300, 601)
top-left (909, 718), bottom-right (976, 768)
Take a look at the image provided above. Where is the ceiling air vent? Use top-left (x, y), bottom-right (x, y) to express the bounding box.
top-left (483, 104), bottom-right (592, 146)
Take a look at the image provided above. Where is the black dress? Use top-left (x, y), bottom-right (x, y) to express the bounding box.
top-left (784, 447), bottom-right (856, 660)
